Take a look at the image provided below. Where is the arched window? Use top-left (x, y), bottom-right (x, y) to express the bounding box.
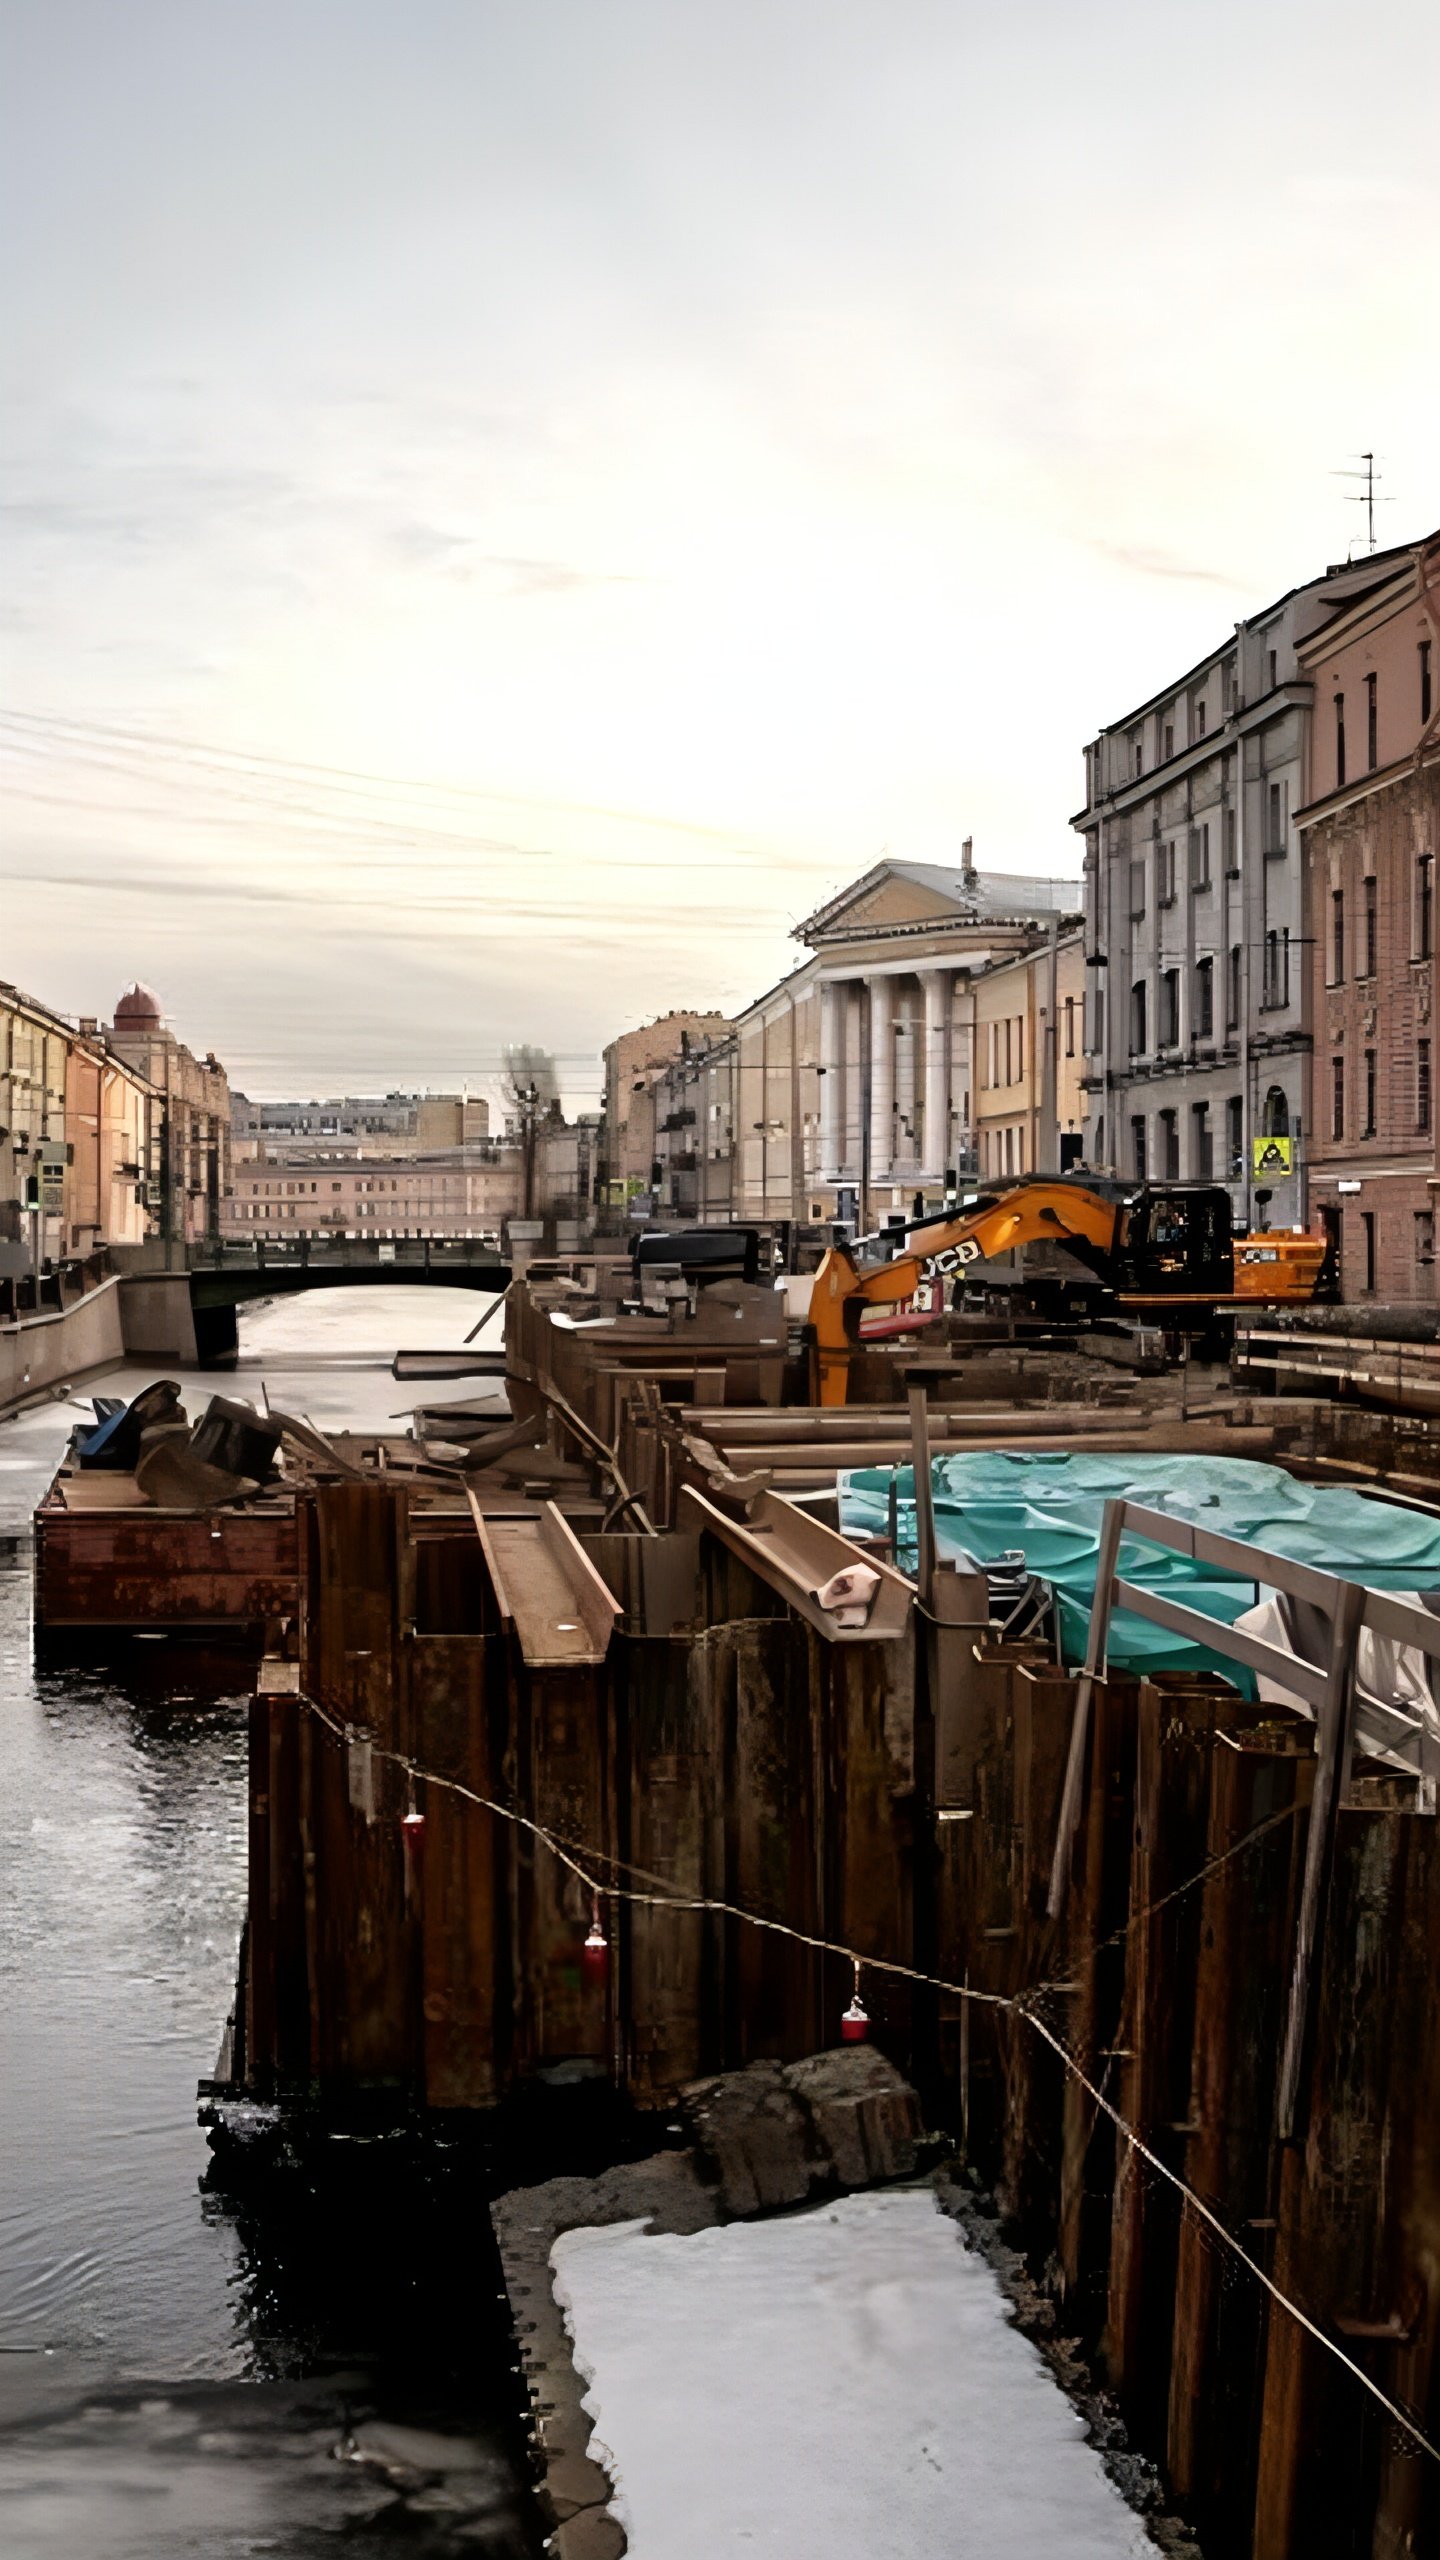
top-left (1264, 1086), bottom-right (1288, 1138)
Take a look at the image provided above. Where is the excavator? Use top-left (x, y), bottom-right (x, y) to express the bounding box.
top-left (806, 1174), bottom-right (1334, 1405)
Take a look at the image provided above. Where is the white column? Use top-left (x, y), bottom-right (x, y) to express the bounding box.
top-left (894, 988), bottom-right (919, 1169)
top-left (921, 968), bottom-right (950, 1178)
top-left (819, 980), bottom-right (843, 1179)
top-left (868, 976), bottom-right (894, 1179)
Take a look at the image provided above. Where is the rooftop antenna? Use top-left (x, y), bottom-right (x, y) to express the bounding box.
top-left (1332, 451), bottom-right (1394, 555)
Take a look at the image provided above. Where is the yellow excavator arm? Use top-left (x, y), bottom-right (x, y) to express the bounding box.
top-left (808, 1181), bottom-right (1123, 1405)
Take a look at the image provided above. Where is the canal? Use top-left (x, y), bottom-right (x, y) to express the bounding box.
top-left (0, 1289), bottom-right (542, 2558)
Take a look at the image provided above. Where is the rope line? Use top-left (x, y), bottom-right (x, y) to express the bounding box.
top-left (296, 1691), bottom-right (1439, 2469)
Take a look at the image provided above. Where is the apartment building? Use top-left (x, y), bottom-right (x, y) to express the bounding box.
top-left (1300, 532), bottom-right (1440, 1301)
top-left (1077, 548), bottom-right (1417, 1228)
top-left (599, 1011), bottom-right (733, 1210)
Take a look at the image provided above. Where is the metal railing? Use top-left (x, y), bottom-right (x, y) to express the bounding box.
top-left (1048, 1496), bottom-right (1440, 2138)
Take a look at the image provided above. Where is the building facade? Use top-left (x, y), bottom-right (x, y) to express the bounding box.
top-left (107, 985), bottom-right (231, 1246)
top-left (618, 854), bottom-right (1082, 1232)
top-left (1299, 533), bottom-right (1440, 1302)
top-left (224, 1147), bottom-right (522, 1243)
top-left (64, 1035), bottom-right (152, 1255)
top-left (232, 1091), bottom-right (491, 1162)
top-left (972, 931), bottom-right (1087, 1184)
top-left (1077, 548), bottom-right (1419, 1231)
top-left (599, 1010), bottom-right (733, 1214)
top-left (1, 984), bottom-right (76, 1275)
top-left (799, 854), bottom-right (1079, 1224)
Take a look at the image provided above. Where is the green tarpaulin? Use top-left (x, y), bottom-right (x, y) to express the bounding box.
top-left (837, 1450), bottom-right (1440, 1676)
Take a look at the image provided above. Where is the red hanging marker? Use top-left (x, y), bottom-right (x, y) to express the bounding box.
top-left (583, 1895), bottom-right (609, 1982)
top-left (841, 1959), bottom-right (870, 2044)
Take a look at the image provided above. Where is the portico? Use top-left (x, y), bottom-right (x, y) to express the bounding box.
top-left (798, 854), bottom-right (1082, 1216)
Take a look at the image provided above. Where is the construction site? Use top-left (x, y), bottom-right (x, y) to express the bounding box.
top-left (19, 1192), bottom-right (1440, 2560)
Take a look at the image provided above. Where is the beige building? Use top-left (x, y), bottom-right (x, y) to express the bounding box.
top-left (799, 854), bottom-right (1080, 1220)
top-left (601, 1010), bottom-right (733, 1207)
top-left (1, 983), bottom-right (75, 1274)
top-left (64, 1034), bottom-right (153, 1255)
top-left (627, 853), bottom-right (1082, 1231)
top-left (108, 985), bottom-right (231, 1246)
top-left (972, 931), bottom-right (1087, 1183)
top-left (225, 1146), bottom-right (522, 1244)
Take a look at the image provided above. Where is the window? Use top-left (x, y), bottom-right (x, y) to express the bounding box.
top-left (1424, 640), bottom-right (1434, 727)
top-left (1266, 781), bottom-right (1285, 855)
top-left (1129, 860), bottom-right (1146, 921)
top-left (1223, 806), bottom-right (1237, 873)
top-left (1419, 1039), bottom-right (1432, 1136)
top-left (1363, 875), bottom-right (1377, 979)
top-left (1014, 1015), bottom-right (1025, 1081)
top-left (1227, 1094), bottom-right (1244, 1177)
top-left (1417, 1210), bottom-right (1435, 1267)
top-left (1263, 928), bottom-right (1290, 1010)
top-left (1331, 1055), bottom-right (1345, 1142)
top-left (1268, 647), bottom-right (1278, 690)
top-left (1190, 824), bottom-right (1211, 890)
top-left (1418, 854), bottom-right (1434, 962)
top-left (1157, 841), bottom-right (1176, 905)
top-left (1158, 1107), bottom-right (1179, 1178)
top-left (1264, 1086), bottom-right (1289, 1138)
top-left (1159, 967), bottom-right (1180, 1047)
top-left (1365, 671), bottom-right (1378, 771)
top-left (1195, 954), bottom-right (1214, 1038)
top-left (1064, 996), bottom-right (1075, 1057)
top-left (1195, 699), bottom-right (1207, 740)
top-left (1192, 1100), bottom-right (1213, 1178)
top-left (1131, 1114), bottom-right (1147, 1180)
top-left (1228, 942), bottom-right (1242, 1028)
top-left (1363, 1048), bottom-right (1377, 1139)
top-left (1362, 1210), bottom-right (1376, 1295)
top-left (1132, 734), bottom-right (1144, 779)
top-left (1335, 692), bottom-right (1346, 789)
top-left (1130, 979), bottom-right (1148, 1054)
top-left (1331, 887), bottom-right (1345, 984)
top-left (1163, 721), bottom-right (1175, 760)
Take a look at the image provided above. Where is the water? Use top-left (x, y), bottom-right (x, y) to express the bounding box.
top-left (0, 1289), bottom-right (539, 2556)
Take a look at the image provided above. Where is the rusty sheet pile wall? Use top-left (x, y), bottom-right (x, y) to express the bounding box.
top-left (229, 1274), bottom-right (1440, 2557)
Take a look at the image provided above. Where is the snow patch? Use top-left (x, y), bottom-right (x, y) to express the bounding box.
top-left (550, 2187), bottom-right (1150, 2558)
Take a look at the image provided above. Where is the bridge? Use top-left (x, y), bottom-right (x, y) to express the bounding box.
top-left (116, 1238), bottom-right (511, 1366)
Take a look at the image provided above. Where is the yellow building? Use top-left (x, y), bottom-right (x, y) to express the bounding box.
top-left (972, 930), bottom-right (1087, 1183)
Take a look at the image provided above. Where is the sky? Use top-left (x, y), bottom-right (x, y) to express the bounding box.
top-left (3, 0), bottom-right (1438, 1111)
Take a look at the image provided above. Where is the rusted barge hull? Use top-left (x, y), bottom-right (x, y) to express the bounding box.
top-left (33, 1465), bottom-right (300, 1634)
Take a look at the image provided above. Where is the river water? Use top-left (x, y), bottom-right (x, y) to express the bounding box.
top-left (0, 1289), bottom-right (541, 2557)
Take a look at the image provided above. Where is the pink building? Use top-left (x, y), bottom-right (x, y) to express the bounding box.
top-left (1300, 532), bottom-right (1440, 1301)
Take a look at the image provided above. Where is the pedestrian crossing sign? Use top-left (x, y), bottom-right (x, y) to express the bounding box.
top-left (1252, 1136), bottom-right (1293, 1176)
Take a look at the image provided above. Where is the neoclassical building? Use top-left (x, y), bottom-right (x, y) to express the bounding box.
top-left (643, 852), bottom-right (1081, 1229)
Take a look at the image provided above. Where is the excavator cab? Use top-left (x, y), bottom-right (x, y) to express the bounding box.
top-left (1115, 1185), bottom-right (1235, 1298)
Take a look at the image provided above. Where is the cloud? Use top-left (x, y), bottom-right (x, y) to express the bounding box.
top-left (1080, 538), bottom-right (1250, 591)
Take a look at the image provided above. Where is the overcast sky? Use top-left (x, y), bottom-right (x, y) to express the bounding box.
top-left (3, 0), bottom-right (1438, 1107)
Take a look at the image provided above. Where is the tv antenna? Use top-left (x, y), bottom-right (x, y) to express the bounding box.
top-left (1333, 451), bottom-right (1393, 555)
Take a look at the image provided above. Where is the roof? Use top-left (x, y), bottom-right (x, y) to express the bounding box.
top-left (795, 859), bottom-right (1082, 944)
top-left (114, 983), bottom-right (163, 1028)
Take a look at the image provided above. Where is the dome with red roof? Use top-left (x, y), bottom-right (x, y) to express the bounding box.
top-left (113, 983), bottom-right (164, 1029)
